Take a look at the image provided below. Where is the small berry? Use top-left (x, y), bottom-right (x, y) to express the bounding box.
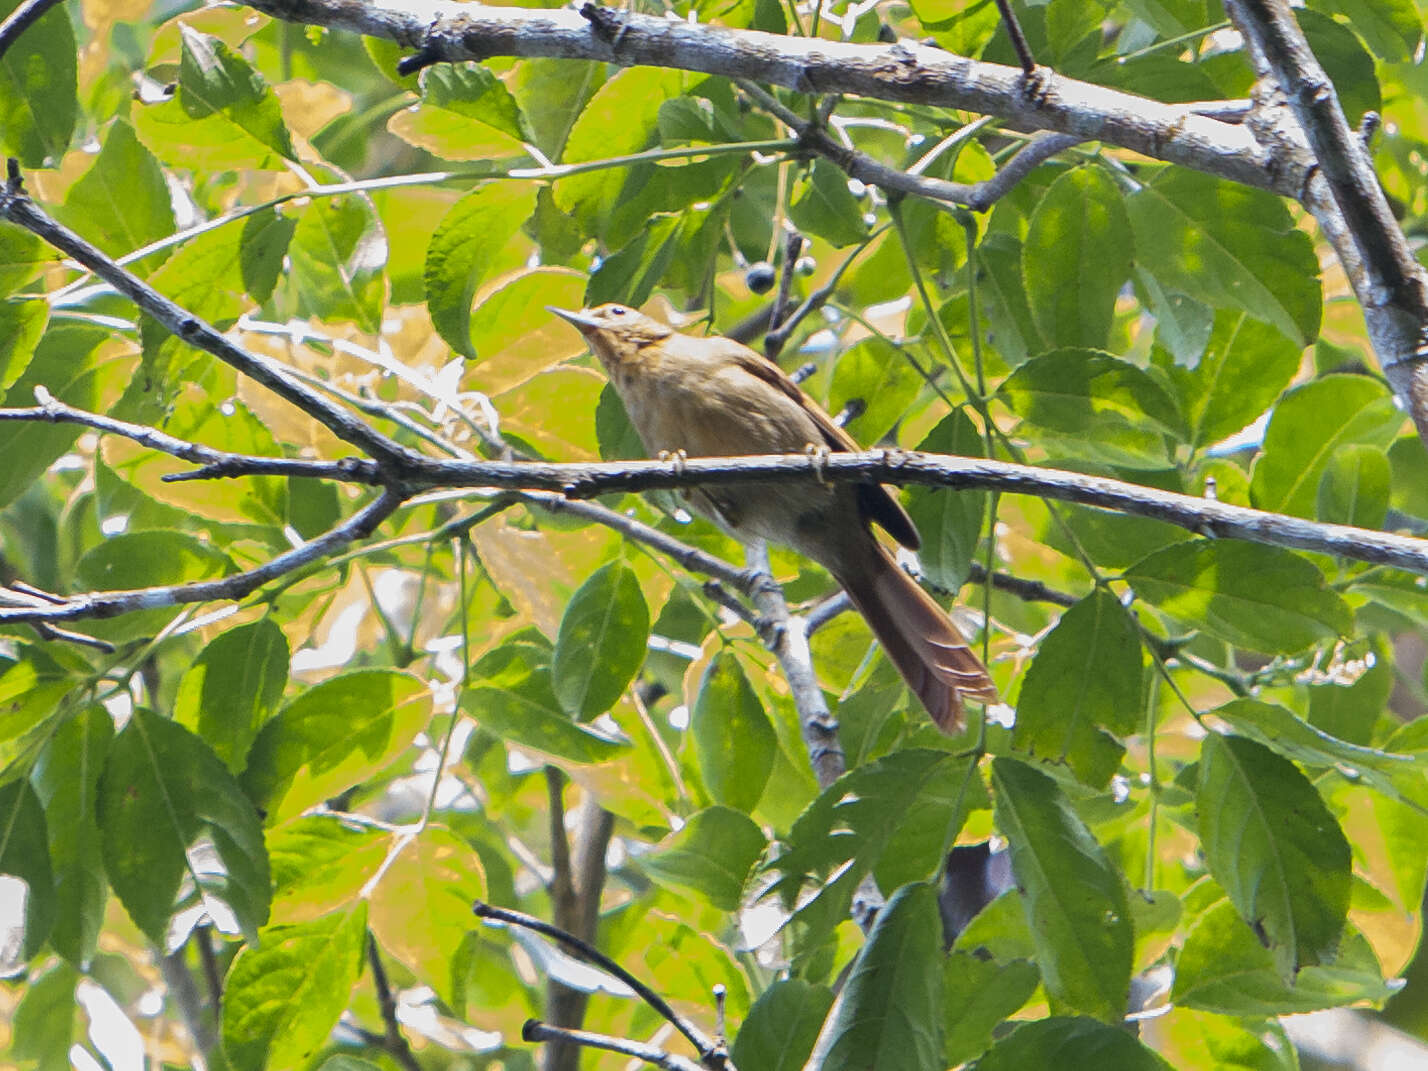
top-left (746, 261), bottom-right (776, 294)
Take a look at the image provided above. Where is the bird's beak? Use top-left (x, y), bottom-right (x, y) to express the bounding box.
top-left (547, 306), bottom-right (601, 334)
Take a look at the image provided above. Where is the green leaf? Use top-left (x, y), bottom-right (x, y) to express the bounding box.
top-left (770, 750), bottom-right (982, 944)
top-left (642, 806), bottom-right (766, 911)
top-left (425, 184), bottom-right (539, 359)
top-left (1012, 589), bottom-right (1143, 788)
top-left (998, 348), bottom-right (1185, 468)
top-left (1170, 312), bottom-right (1303, 450)
top-left (585, 211), bottom-right (684, 308)
top-left (0, 0), bottom-right (75, 167)
top-left (1317, 442), bottom-right (1390, 529)
top-left (76, 529), bottom-right (231, 591)
top-left (0, 649), bottom-right (77, 775)
top-left (1127, 170), bottom-right (1321, 345)
top-left (241, 207), bottom-right (298, 303)
top-left (10, 961), bottom-right (79, 1066)
top-left (790, 160), bottom-right (870, 248)
top-left (242, 670), bottom-right (431, 825)
top-left (975, 1017), bottom-right (1173, 1070)
top-left (1297, 10), bottom-right (1380, 124)
top-left (1137, 268), bottom-right (1214, 366)
top-left (0, 777), bottom-right (54, 959)
top-left (59, 121), bottom-right (173, 263)
top-left (807, 883), bottom-right (944, 1070)
top-left (1022, 168), bottom-right (1133, 349)
top-left (552, 560), bottom-right (650, 718)
top-left (222, 905), bottom-right (368, 1071)
top-left (691, 653), bottom-right (777, 814)
top-left (1308, 652), bottom-right (1392, 745)
top-left (826, 335), bottom-right (923, 446)
top-left (1197, 734), bottom-right (1351, 976)
top-left (420, 62), bottom-right (532, 142)
top-left (991, 757), bottom-right (1132, 1021)
top-left (555, 67), bottom-right (685, 230)
top-left (0, 298), bottom-right (46, 395)
top-left (177, 25), bottom-right (295, 159)
top-left (1309, 0), bottom-right (1422, 61)
top-left (942, 954), bottom-right (1040, 1066)
top-left (30, 706), bottom-right (112, 966)
top-left (1173, 898), bottom-right (1390, 1013)
top-left (904, 410), bottom-right (986, 591)
top-left (461, 636), bottom-right (628, 763)
top-left (97, 709), bottom-right (270, 944)
top-left (174, 618), bottom-right (291, 774)
top-left (368, 826), bottom-right (486, 1006)
top-left (977, 233), bottom-right (1044, 365)
top-left (267, 817), bottom-right (387, 924)
top-left (1124, 540), bottom-right (1351, 654)
top-left (289, 193), bottom-right (387, 334)
top-left (0, 323), bottom-right (123, 510)
top-left (0, 221), bottom-right (43, 296)
top-left (731, 978), bottom-right (833, 1071)
top-left (1211, 698), bottom-right (1424, 808)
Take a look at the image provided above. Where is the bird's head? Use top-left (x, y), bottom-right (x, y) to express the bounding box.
top-left (548, 304), bottom-right (673, 366)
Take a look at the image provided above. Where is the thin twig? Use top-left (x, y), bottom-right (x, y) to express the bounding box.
top-left (0, 0), bottom-right (64, 60)
top-left (367, 933), bottom-right (421, 1071)
top-left (766, 230), bottom-right (805, 360)
top-left (521, 1020), bottom-right (709, 1071)
top-left (0, 487), bottom-right (404, 624)
top-left (0, 163), bottom-right (416, 469)
top-left (0, 390), bottom-right (381, 484)
top-left (473, 902), bottom-right (730, 1067)
top-left (991, 0), bottom-right (1037, 75)
top-left (741, 82), bottom-right (1082, 211)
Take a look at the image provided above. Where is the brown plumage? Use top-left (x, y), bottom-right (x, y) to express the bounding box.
top-left (549, 303), bottom-right (998, 732)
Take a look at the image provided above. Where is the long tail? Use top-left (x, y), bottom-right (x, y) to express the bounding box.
top-left (834, 543), bottom-right (998, 733)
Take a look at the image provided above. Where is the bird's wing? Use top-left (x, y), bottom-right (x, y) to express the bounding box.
top-left (716, 340), bottom-right (923, 552)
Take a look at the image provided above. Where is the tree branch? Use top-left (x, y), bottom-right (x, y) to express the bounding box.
top-left (237, 0), bottom-right (1293, 194)
top-left (1221, 0), bottom-right (1428, 445)
top-left (412, 451), bottom-right (1428, 575)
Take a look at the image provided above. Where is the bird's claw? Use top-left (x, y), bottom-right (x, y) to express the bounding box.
top-left (657, 448), bottom-right (689, 476)
top-left (805, 443), bottom-right (832, 487)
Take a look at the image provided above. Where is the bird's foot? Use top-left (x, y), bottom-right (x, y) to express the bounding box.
top-left (657, 448), bottom-right (689, 477)
top-left (804, 443), bottom-right (832, 487)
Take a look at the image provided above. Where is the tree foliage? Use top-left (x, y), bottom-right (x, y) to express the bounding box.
top-left (3, 0), bottom-right (1428, 1067)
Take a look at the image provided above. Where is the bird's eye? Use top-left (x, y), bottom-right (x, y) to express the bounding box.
top-left (609, 305), bottom-right (626, 316)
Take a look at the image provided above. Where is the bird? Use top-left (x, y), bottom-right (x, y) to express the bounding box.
top-left (548, 303), bottom-right (998, 733)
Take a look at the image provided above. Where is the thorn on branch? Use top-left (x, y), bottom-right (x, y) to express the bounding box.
top-left (5, 157), bottom-right (22, 193)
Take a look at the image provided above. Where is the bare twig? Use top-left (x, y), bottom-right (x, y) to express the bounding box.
top-left (0, 389), bottom-right (381, 484)
top-left (741, 82), bottom-right (1082, 211)
top-left (0, 162), bottom-right (417, 469)
top-left (0, 487), bottom-right (404, 624)
top-left (367, 933), bottom-right (421, 1071)
top-left (473, 902), bottom-right (731, 1068)
top-left (765, 230), bottom-right (805, 360)
top-left (522, 1020), bottom-right (709, 1071)
top-left (991, 0), bottom-right (1037, 75)
top-left (0, 0), bottom-right (64, 60)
